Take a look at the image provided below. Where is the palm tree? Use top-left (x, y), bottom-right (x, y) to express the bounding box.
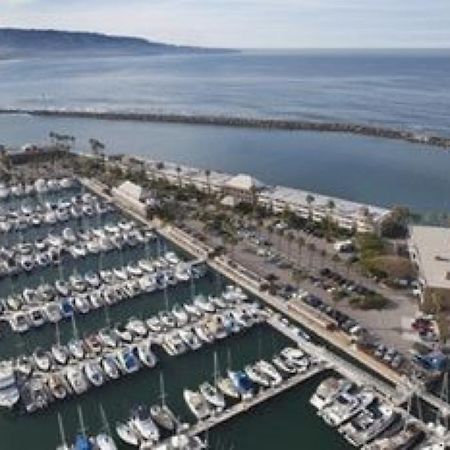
top-left (297, 236), bottom-right (305, 266)
top-left (306, 194), bottom-right (315, 221)
top-left (291, 268), bottom-right (302, 288)
top-left (205, 169), bottom-right (211, 196)
top-left (319, 249), bottom-right (327, 268)
top-left (286, 231), bottom-right (295, 261)
top-left (307, 242), bottom-right (316, 268)
top-left (326, 199), bottom-right (336, 239)
top-left (176, 166), bottom-right (182, 188)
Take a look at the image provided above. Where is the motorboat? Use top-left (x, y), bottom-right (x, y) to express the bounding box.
top-left (84, 361), bottom-right (105, 387)
top-left (162, 332), bottom-right (187, 356)
top-left (159, 311), bottom-right (176, 329)
top-left (193, 295), bottom-right (215, 313)
top-left (228, 370), bottom-right (254, 400)
top-left (164, 252), bottom-right (180, 265)
top-left (193, 323), bottom-right (215, 344)
top-left (272, 356), bottom-right (297, 375)
top-left (68, 339), bottom-right (85, 360)
top-left (95, 433), bottom-right (118, 450)
top-left (9, 312), bottom-right (30, 333)
top-left (85, 271), bottom-right (101, 288)
top-left (65, 366), bottom-right (89, 395)
top-left (114, 324), bottom-right (134, 343)
top-left (55, 280), bottom-right (71, 297)
top-left (183, 303), bottom-right (202, 319)
top-left (52, 343), bottom-right (70, 366)
top-left (98, 329), bottom-right (120, 348)
top-left (47, 373), bottom-right (68, 400)
top-left (254, 360), bottom-right (283, 386)
top-left (135, 342), bottom-right (158, 368)
top-left (244, 364), bottom-right (270, 388)
top-left (116, 421), bottom-right (140, 447)
top-left (126, 263), bottom-right (143, 278)
top-left (74, 294), bottom-right (91, 314)
top-left (16, 355), bottom-right (33, 378)
top-left (146, 316), bottom-right (163, 333)
top-left (29, 307), bottom-right (47, 328)
top-left (84, 334), bottom-right (103, 355)
top-left (69, 274), bottom-right (87, 292)
top-left (130, 405), bottom-right (160, 442)
top-left (101, 356), bottom-right (120, 380)
top-left (117, 348), bottom-right (140, 374)
top-left (138, 259), bottom-right (154, 273)
top-left (179, 328), bottom-right (203, 351)
top-left (126, 318), bottom-right (148, 337)
top-left (60, 298), bottom-right (75, 318)
top-left (172, 304), bottom-right (189, 326)
top-left (0, 363), bottom-right (20, 408)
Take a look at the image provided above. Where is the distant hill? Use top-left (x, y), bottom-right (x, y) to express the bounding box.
top-left (0, 28), bottom-right (228, 58)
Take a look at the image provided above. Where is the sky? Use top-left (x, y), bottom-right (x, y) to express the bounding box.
top-left (1, 0), bottom-right (450, 49)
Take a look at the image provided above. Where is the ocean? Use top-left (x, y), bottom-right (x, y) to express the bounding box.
top-left (1, 51), bottom-right (450, 216)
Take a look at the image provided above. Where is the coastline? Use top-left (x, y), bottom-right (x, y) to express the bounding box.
top-left (1, 108), bottom-right (450, 149)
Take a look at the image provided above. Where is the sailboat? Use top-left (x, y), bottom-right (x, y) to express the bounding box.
top-left (216, 350), bottom-right (240, 400)
top-left (150, 372), bottom-right (175, 431)
top-left (199, 352), bottom-right (226, 411)
top-left (94, 404), bottom-right (118, 450)
top-left (56, 412), bottom-right (69, 450)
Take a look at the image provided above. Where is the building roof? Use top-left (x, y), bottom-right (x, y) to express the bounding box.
top-left (114, 180), bottom-right (145, 201)
top-left (410, 225), bottom-right (450, 290)
top-left (260, 185), bottom-right (389, 220)
top-left (224, 174), bottom-right (264, 191)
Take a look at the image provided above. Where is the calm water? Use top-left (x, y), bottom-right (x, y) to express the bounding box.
top-left (1, 51), bottom-right (450, 135)
top-left (0, 186), bottom-right (352, 450)
top-left (1, 114), bottom-right (450, 214)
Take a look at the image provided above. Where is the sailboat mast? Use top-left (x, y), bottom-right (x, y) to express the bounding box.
top-left (57, 412), bottom-right (67, 448)
top-left (159, 371), bottom-right (167, 407)
top-left (71, 313), bottom-right (79, 341)
top-left (99, 403), bottom-right (111, 435)
top-left (77, 404), bottom-right (87, 437)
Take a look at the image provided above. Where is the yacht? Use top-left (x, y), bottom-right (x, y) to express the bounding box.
top-left (84, 361), bottom-right (105, 387)
top-left (9, 312), bottom-right (30, 333)
top-left (68, 339), bottom-right (86, 360)
top-left (272, 355), bottom-right (297, 375)
top-left (244, 364), bottom-right (270, 388)
top-left (193, 295), bottom-right (215, 313)
top-left (98, 329), bottom-right (120, 348)
top-left (146, 316), bottom-right (163, 333)
top-left (339, 402), bottom-right (396, 447)
top-left (85, 271), bottom-right (101, 288)
top-left (46, 302), bottom-right (63, 323)
top-left (179, 328), bottom-right (203, 351)
top-left (310, 377), bottom-right (351, 411)
top-left (0, 362), bottom-right (20, 408)
top-left (321, 387), bottom-right (375, 427)
top-left (130, 405), bottom-right (160, 442)
top-left (16, 355), bottom-right (33, 378)
top-left (126, 318), bottom-right (148, 337)
top-left (254, 360), bottom-right (283, 386)
top-left (47, 373), bottom-right (68, 400)
top-left (183, 389), bottom-right (211, 420)
top-left (216, 376), bottom-right (240, 400)
top-left (95, 433), bottom-right (118, 450)
top-left (172, 304), bottom-right (189, 326)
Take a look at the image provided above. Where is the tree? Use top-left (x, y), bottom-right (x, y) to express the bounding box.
top-left (205, 169), bottom-right (211, 196)
top-left (291, 268), bottom-right (303, 288)
top-left (297, 236), bottom-right (305, 266)
top-left (286, 231), bottom-right (295, 260)
top-left (380, 205), bottom-right (410, 239)
top-left (307, 242), bottom-right (316, 268)
top-left (306, 194), bottom-right (315, 221)
top-left (176, 166), bottom-right (182, 188)
top-left (319, 248), bottom-right (327, 268)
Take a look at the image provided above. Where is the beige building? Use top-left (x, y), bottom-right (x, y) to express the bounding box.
top-left (111, 180), bottom-right (148, 216)
top-left (409, 225), bottom-right (450, 310)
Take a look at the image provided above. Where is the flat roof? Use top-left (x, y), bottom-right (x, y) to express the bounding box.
top-left (410, 225), bottom-right (450, 290)
top-left (261, 185), bottom-right (390, 220)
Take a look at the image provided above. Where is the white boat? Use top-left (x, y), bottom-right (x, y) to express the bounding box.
top-left (101, 356), bottom-right (120, 380)
top-left (33, 348), bottom-right (52, 372)
top-left (116, 421), bottom-right (140, 447)
top-left (95, 433), bottom-right (118, 450)
top-left (193, 295), bottom-right (215, 313)
top-left (0, 362), bottom-right (20, 408)
top-left (172, 304), bottom-right (189, 326)
top-left (55, 280), bottom-right (70, 297)
top-left (68, 339), bottom-right (85, 360)
top-left (164, 252), bottom-right (180, 265)
top-left (84, 361), bottom-right (105, 387)
top-left (48, 373), bottom-right (68, 400)
top-left (85, 271), bottom-right (101, 288)
top-left (74, 295), bottom-right (91, 314)
top-left (29, 307), bottom-right (47, 328)
top-left (138, 259), bottom-right (154, 273)
top-left (310, 377), bottom-right (350, 411)
top-left (244, 364), bottom-right (270, 387)
top-left (117, 348), bottom-right (140, 374)
top-left (183, 389), bottom-right (211, 420)
top-left (65, 366), bottom-right (89, 395)
top-left (51, 344), bottom-right (70, 365)
top-left (9, 312), bottom-right (30, 333)
top-left (254, 360), bottom-right (283, 386)
top-left (136, 342), bottom-right (158, 368)
top-left (179, 328), bottom-right (203, 351)
top-left (272, 356), bottom-right (297, 375)
top-left (199, 382), bottom-right (225, 410)
top-left (130, 405), bottom-right (160, 442)
top-left (126, 318), bottom-right (148, 337)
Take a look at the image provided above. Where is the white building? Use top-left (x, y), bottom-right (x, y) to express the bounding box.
top-left (409, 225), bottom-right (450, 309)
top-left (111, 180), bottom-right (148, 215)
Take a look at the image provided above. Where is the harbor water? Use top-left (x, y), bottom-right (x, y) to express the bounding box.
top-left (0, 184), bottom-right (352, 449)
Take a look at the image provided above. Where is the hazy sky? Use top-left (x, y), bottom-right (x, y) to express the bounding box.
top-left (1, 0), bottom-right (449, 49)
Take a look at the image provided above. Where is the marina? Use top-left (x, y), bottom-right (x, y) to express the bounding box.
top-left (0, 174), bottom-right (446, 449)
